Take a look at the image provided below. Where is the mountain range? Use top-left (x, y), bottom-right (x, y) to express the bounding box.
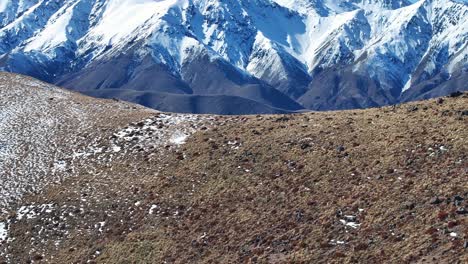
top-left (0, 0), bottom-right (466, 114)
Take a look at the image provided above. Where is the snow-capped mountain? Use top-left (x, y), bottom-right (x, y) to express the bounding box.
top-left (0, 0), bottom-right (466, 113)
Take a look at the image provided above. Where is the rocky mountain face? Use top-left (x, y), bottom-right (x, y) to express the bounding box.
top-left (0, 72), bottom-right (467, 262)
top-left (0, 0), bottom-right (466, 114)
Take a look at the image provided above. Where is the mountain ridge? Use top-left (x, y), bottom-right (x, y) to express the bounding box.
top-left (0, 0), bottom-right (466, 114)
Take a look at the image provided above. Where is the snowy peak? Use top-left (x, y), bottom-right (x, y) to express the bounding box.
top-left (273, 0), bottom-right (412, 14)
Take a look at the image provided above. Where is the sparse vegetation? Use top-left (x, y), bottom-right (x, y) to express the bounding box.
top-left (0, 73), bottom-right (467, 263)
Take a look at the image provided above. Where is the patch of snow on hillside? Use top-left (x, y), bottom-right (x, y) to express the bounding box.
top-left (0, 74), bottom-right (84, 211)
top-left (170, 133), bottom-right (188, 145)
top-left (109, 113), bottom-right (212, 156)
top-left (0, 222), bottom-right (7, 242)
top-left (17, 204), bottom-right (55, 220)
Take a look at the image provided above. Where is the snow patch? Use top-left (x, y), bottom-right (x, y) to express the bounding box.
top-left (112, 145), bottom-right (122, 153)
top-left (17, 203), bottom-right (55, 220)
top-left (0, 222), bottom-right (7, 242)
top-left (0, 0), bottom-right (8, 13)
top-left (340, 219), bottom-right (361, 229)
top-left (170, 133), bottom-right (188, 145)
top-left (149, 204), bottom-right (159, 214)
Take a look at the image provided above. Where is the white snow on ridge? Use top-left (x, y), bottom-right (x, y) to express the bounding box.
top-left (24, 2), bottom-right (77, 52)
top-left (1, 0), bottom-right (42, 31)
top-left (85, 0), bottom-right (181, 46)
top-left (297, 9), bottom-right (360, 69)
top-left (0, 0), bottom-right (466, 97)
top-left (0, 0), bottom-right (8, 13)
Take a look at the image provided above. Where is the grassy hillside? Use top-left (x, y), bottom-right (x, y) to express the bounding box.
top-left (0, 73), bottom-right (467, 263)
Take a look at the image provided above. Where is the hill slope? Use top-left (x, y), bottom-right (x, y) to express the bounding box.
top-left (0, 72), bottom-right (156, 211)
top-left (0, 73), bottom-right (467, 263)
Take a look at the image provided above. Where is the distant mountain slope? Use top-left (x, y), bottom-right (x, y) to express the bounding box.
top-left (1, 73), bottom-right (467, 263)
top-left (83, 89), bottom-right (300, 115)
top-left (0, 0), bottom-right (466, 114)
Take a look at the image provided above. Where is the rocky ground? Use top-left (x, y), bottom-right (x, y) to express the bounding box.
top-left (0, 73), bottom-right (467, 263)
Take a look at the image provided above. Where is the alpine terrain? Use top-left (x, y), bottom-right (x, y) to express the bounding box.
top-left (0, 72), bottom-right (467, 263)
top-left (0, 0), bottom-right (466, 114)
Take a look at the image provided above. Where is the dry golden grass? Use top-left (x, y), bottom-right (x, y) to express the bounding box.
top-left (1, 89), bottom-right (467, 264)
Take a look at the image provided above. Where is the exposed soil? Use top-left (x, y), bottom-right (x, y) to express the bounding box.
top-left (0, 73), bottom-right (467, 263)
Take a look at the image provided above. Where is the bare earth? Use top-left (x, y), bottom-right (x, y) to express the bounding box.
top-left (0, 73), bottom-right (467, 263)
